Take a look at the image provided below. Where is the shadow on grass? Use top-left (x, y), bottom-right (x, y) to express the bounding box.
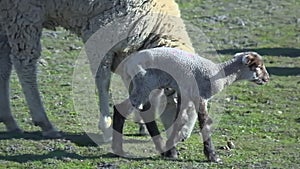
top-left (0, 131), bottom-right (99, 146)
top-left (0, 131), bottom-right (155, 147)
top-left (267, 67), bottom-right (300, 76)
top-left (216, 48), bottom-right (300, 57)
top-left (0, 150), bottom-right (100, 163)
top-left (103, 152), bottom-right (209, 163)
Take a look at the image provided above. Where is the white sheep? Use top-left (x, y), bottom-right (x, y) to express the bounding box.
top-left (112, 47), bottom-right (270, 162)
top-left (0, 0), bottom-right (194, 139)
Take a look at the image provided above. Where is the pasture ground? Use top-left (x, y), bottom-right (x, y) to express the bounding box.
top-left (0, 0), bottom-right (299, 168)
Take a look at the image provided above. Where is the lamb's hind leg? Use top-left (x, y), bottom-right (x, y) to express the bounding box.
top-left (0, 33), bottom-right (21, 133)
top-left (7, 22), bottom-right (60, 138)
top-left (198, 100), bottom-right (220, 162)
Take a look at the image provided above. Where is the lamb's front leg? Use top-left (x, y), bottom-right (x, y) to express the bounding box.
top-left (112, 105), bottom-right (126, 156)
top-left (95, 54), bottom-right (114, 142)
top-left (139, 104), bottom-right (165, 155)
top-left (112, 98), bottom-right (138, 156)
top-left (0, 34), bottom-right (21, 133)
top-left (7, 23), bottom-right (60, 138)
top-left (198, 100), bottom-right (221, 162)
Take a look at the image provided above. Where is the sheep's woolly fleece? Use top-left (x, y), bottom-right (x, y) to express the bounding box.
top-left (0, 0), bottom-right (194, 65)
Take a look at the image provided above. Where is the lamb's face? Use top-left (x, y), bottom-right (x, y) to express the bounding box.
top-left (236, 52), bottom-right (270, 85)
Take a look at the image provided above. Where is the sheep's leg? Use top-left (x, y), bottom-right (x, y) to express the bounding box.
top-left (163, 121), bottom-right (180, 158)
top-left (161, 93), bottom-right (186, 159)
top-left (95, 54), bottom-right (114, 142)
top-left (0, 34), bottom-right (21, 133)
top-left (7, 22), bottom-right (60, 138)
top-left (160, 90), bottom-right (177, 138)
top-left (133, 113), bottom-right (148, 136)
top-left (198, 101), bottom-right (220, 162)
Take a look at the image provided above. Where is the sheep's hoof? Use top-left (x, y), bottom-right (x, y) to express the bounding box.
top-left (99, 116), bottom-right (112, 129)
top-left (112, 149), bottom-right (130, 158)
top-left (161, 147), bottom-right (178, 159)
top-left (42, 129), bottom-right (62, 139)
top-left (207, 155), bottom-right (222, 163)
top-left (101, 127), bottom-right (113, 143)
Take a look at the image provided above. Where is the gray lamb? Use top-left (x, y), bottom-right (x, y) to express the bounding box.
top-left (112, 47), bottom-right (270, 162)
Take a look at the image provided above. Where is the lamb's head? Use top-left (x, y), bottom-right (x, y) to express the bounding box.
top-left (235, 52), bottom-right (270, 85)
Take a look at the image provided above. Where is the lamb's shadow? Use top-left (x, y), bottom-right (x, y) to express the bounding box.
top-left (216, 48), bottom-right (300, 57)
top-left (117, 155), bottom-right (208, 163)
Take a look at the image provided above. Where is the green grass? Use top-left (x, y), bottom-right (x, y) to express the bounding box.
top-left (1, 0), bottom-right (299, 168)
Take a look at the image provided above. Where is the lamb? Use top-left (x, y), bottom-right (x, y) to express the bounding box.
top-left (0, 0), bottom-right (194, 139)
top-left (112, 47), bottom-right (270, 162)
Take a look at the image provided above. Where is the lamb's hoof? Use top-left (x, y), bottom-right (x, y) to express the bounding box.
top-left (42, 129), bottom-right (62, 139)
top-left (161, 147), bottom-right (178, 159)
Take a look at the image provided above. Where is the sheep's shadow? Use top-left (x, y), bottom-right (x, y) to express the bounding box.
top-left (216, 47), bottom-right (300, 57)
top-left (0, 131), bottom-right (150, 147)
top-left (0, 150), bottom-right (101, 163)
top-left (0, 131), bottom-right (99, 146)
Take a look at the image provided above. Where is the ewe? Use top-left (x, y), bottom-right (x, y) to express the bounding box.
top-left (112, 47), bottom-right (269, 162)
top-left (0, 0), bottom-right (194, 140)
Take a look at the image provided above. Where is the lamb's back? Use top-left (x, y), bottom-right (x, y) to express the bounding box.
top-left (144, 47), bottom-right (218, 77)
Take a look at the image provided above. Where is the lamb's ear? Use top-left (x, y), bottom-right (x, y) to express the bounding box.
top-left (233, 52), bottom-right (250, 64)
top-left (234, 52), bottom-right (245, 58)
top-left (234, 52), bottom-right (249, 62)
top-left (241, 53), bottom-right (255, 65)
top-left (242, 54), bottom-right (250, 65)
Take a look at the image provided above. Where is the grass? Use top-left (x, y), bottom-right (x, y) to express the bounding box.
top-left (0, 0), bottom-right (299, 168)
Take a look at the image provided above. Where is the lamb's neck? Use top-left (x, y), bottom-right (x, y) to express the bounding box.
top-left (214, 57), bottom-right (243, 87)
